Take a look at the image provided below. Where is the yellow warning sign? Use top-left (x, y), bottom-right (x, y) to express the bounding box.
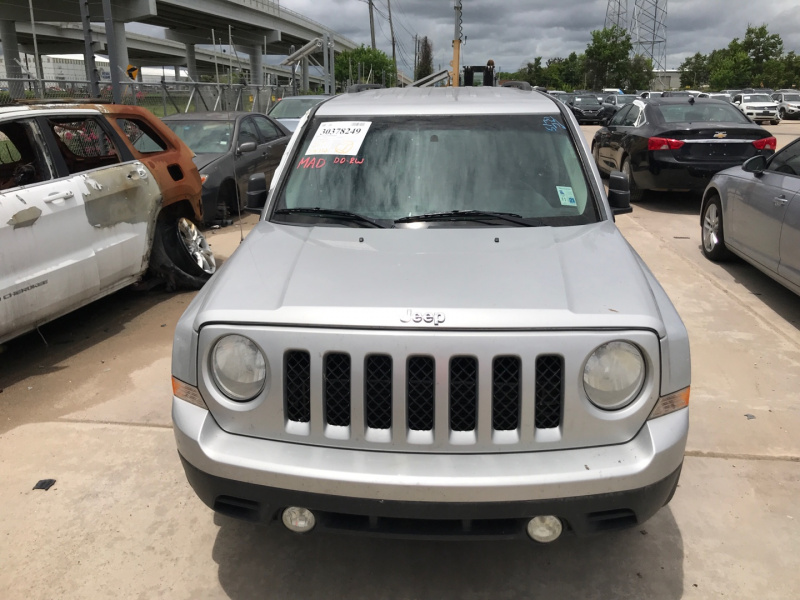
top-left (126, 65), bottom-right (139, 80)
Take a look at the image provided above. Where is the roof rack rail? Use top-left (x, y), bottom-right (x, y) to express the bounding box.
top-left (13, 98), bottom-right (112, 105)
top-left (346, 84), bottom-right (385, 93)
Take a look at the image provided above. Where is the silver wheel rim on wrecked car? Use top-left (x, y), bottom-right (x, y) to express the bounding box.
top-left (178, 217), bottom-right (217, 275)
top-left (703, 203), bottom-right (721, 253)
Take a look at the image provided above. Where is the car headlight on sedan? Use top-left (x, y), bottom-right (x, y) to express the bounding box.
top-left (583, 341), bottom-right (645, 410)
top-left (210, 335), bottom-right (268, 401)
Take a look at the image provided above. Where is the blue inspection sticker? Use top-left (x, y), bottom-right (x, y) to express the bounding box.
top-left (556, 186), bottom-right (578, 207)
top-left (543, 116), bottom-right (566, 132)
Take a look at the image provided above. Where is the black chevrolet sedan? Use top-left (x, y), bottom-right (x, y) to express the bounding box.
top-left (592, 98), bottom-right (776, 201)
top-left (163, 112), bottom-right (290, 222)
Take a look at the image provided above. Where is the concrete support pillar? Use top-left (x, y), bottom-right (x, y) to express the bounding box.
top-left (249, 48), bottom-right (263, 86)
top-left (112, 20), bottom-right (129, 80)
top-left (301, 57), bottom-right (309, 91)
top-left (0, 20), bottom-right (24, 99)
top-left (173, 65), bottom-right (181, 81)
top-left (185, 43), bottom-right (198, 81)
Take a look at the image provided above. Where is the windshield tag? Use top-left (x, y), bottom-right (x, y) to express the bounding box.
top-left (306, 121), bottom-right (372, 156)
top-left (556, 186), bottom-right (577, 207)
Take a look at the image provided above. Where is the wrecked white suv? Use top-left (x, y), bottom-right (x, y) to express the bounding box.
top-left (172, 88), bottom-right (690, 542)
top-left (0, 103), bottom-right (215, 345)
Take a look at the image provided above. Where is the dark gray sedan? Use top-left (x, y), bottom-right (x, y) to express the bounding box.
top-left (701, 137), bottom-right (800, 295)
top-left (163, 112), bottom-right (290, 222)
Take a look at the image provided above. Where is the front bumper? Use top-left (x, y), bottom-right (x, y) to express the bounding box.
top-left (173, 399), bottom-right (688, 537)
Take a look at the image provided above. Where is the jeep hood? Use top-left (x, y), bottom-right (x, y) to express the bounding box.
top-left (193, 221), bottom-right (667, 334)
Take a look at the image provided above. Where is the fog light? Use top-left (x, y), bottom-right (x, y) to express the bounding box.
top-left (526, 516), bottom-right (563, 543)
top-left (282, 507), bottom-right (316, 533)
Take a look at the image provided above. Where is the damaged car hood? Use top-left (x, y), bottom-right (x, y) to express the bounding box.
top-left (193, 221), bottom-right (667, 334)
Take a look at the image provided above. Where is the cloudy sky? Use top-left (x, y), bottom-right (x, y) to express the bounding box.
top-left (279, 0), bottom-right (800, 74)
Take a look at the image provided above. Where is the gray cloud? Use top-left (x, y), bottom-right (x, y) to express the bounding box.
top-left (282, 0), bottom-right (800, 73)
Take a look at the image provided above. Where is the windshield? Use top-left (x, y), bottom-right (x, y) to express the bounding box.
top-left (166, 121), bottom-right (232, 153)
top-left (574, 96), bottom-right (600, 105)
top-left (618, 96), bottom-right (636, 104)
top-left (783, 94), bottom-right (800, 102)
top-left (659, 103), bottom-right (751, 123)
top-left (742, 95), bottom-right (772, 103)
top-left (268, 97), bottom-right (328, 119)
top-left (274, 115), bottom-right (599, 227)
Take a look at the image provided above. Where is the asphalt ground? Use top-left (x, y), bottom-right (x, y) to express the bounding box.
top-left (1, 121), bottom-right (799, 600)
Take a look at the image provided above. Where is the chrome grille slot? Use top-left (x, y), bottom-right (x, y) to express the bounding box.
top-left (285, 350), bottom-right (311, 423)
top-left (407, 356), bottom-right (435, 431)
top-left (535, 355), bottom-right (563, 429)
top-left (365, 355), bottom-right (393, 430)
top-left (449, 356), bottom-right (478, 431)
top-left (324, 353), bottom-right (351, 427)
top-left (492, 356), bottom-right (521, 431)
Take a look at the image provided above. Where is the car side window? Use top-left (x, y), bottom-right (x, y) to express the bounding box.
top-left (237, 118), bottom-right (259, 145)
top-left (768, 142), bottom-right (800, 177)
top-left (252, 116), bottom-right (282, 142)
top-left (733, 95), bottom-right (742, 103)
top-left (116, 118), bottom-right (168, 154)
top-left (623, 105), bottom-right (641, 126)
top-left (610, 104), bottom-right (632, 126)
top-left (0, 120), bottom-right (53, 191)
top-left (47, 117), bottom-right (121, 175)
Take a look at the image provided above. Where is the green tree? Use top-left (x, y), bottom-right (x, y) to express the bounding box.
top-left (335, 45), bottom-right (394, 87)
top-left (742, 24), bottom-right (783, 67)
top-left (584, 26), bottom-right (633, 88)
top-left (414, 37), bottom-right (433, 81)
top-left (678, 53), bottom-right (709, 89)
top-left (708, 40), bottom-right (753, 90)
top-left (627, 55), bottom-right (654, 90)
top-left (519, 57), bottom-right (545, 85)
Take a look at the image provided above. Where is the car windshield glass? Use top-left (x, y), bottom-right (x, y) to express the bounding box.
top-left (659, 103), bottom-right (750, 123)
top-left (742, 95), bottom-right (772, 103)
top-left (618, 96), bottom-right (636, 104)
top-left (275, 115), bottom-right (599, 227)
top-left (268, 97), bottom-right (327, 118)
top-left (783, 94), bottom-right (800, 102)
top-left (166, 121), bottom-right (232, 153)
top-left (574, 96), bottom-right (600, 105)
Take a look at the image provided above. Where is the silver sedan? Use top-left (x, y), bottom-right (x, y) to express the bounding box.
top-left (701, 137), bottom-right (800, 295)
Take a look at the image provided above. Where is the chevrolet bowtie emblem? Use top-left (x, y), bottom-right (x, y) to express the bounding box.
top-left (713, 132), bottom-right (728, 139)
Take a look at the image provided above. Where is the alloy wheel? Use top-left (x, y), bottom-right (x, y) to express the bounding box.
top-left (177, 218), bottom-right (217, 275)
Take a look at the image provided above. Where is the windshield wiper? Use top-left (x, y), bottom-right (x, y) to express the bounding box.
top-left (274, 207), bottom-right (388, 228)
top-left (395, 210), bottom-right (542, 227)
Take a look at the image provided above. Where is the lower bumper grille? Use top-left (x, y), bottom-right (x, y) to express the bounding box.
top-left (284, 351), bottom-right (563, 439)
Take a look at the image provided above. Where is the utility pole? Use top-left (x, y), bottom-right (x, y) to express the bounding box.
top-left (451, 0), bottom-right (463, 87)
top-left (368, 0), bottom-right (376, 50)
top-left (414, 34), bottom-right (418, 79)
top-left (387, 0), bottom-right (398, 86)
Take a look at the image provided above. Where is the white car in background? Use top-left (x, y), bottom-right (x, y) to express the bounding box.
top-left (732, 93), bottom-right (781, 125)
top-left (267, 95), bottom-right (332, 132)
top-left (772, 91), bottom-right (800, 121)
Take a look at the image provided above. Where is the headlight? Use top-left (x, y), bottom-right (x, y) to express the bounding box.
top-left (583, 341), bottom-right (645, 410)
top-left (211, 335), bottom-right (268, 401)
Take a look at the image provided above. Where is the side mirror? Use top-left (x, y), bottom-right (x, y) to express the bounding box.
top-left (742, 155), bottom-right (767, 175)
top-left (244, 173), bottom-right (268, 213)
top-left (608, 170), bottom-right (632, 217)
top-left (237, 141), bottom-right (257, 155)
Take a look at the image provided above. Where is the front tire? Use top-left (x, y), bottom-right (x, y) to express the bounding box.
top-left (701, 195), bottom-right (732, 261)
top-left (149, 217), bottom-right (216, 290)
top-left (622, 157), bottom-right (644, 202)
top-left (771, 119), bottom-right (781, 126)
top-left (779, 108), bottom-right (786, 120)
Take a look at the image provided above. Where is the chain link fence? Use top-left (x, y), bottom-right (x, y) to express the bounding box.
top-left (0, 78), bottom-right (297, 116)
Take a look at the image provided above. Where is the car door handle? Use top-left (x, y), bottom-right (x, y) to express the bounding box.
top-left (774, 195), bottom-right (788, 206)
top-left (44, 190), bottom-right (75, 203)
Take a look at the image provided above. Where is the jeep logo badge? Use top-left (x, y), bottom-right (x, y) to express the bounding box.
top-left (400, 309), bottom-right (446, 326)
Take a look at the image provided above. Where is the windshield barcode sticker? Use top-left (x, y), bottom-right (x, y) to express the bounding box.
top-left (306, 121), bottom-right (372, 156)
top-left (556, 186), bottom-right (577, 207)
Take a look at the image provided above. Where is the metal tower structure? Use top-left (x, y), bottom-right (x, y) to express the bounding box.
top-left (604, 0), bottom-right (628, 31)
top-left (632, 0), bottom-right (668, 84)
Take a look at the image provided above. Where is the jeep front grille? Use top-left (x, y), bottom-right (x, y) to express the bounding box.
top-left (282, 351), bottom-right (561, 437)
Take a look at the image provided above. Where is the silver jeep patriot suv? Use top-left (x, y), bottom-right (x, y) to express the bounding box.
top-left (171, 87), bottom-right (690, 542)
